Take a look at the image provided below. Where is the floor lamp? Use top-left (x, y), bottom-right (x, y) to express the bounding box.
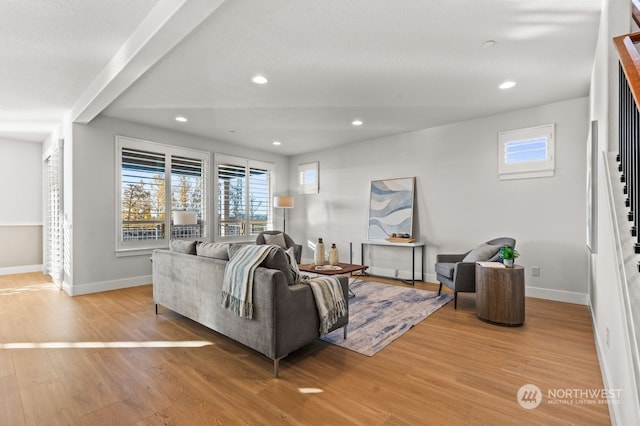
top-left (273, 196), bottom-right (294, 233)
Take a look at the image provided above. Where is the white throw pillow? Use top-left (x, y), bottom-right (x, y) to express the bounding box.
top-left (264, 232), bottom-right (287, 249)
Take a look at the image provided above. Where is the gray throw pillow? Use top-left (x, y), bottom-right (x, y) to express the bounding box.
top-left (169, 239), bottom-right (197, 254)
top-left (462, 243), bottom-right (501, 262)
top-left (261, 247), bottom-right (295, 285)
top-left (196, 242), bottom-right (229, 260)
top-left (228, 244), bottom-right (294, 285)
top-left (263, 232), bottom-right (287, 249)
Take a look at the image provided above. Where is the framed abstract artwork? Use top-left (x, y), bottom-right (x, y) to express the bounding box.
top-left (368, 177), bottom-right (415, 239)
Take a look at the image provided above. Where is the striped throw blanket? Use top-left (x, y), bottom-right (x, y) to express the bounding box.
top-left (301, 276), bottom-right (347, 336)
top-left (221, 244), bottom-right (278, 319)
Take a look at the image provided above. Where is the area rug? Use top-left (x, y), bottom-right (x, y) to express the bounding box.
top-left (321, 281), bottom-right (452, 356)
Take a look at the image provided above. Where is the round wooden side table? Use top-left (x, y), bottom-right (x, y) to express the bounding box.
top-left (475, 263), bottom-right (525, 326)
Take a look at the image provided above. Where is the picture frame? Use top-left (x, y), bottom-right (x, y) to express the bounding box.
top-left (298, 161), bottom-right (319, 194)
top-left (587, 120), bottom-right (598, 253)
top-left (368, 177), bottom-right (415, 240)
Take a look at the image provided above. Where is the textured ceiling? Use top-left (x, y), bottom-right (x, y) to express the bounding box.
top-left (0, 0), bottom-right (158, 142)
top-left (1, 1), bottom-right (601, 155)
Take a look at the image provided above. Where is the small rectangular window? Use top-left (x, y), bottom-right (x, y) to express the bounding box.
top-left (499, 124), bottom-right (554, 180)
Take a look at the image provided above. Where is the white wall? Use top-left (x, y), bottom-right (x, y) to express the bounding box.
top-left (289, 97), bottom-right (589, 303)
top-left (0, 138), bottom-right (42, 225)
top-left (0, 138), bottom-right (43, 273)
top-left (66, 115), bottom-right (289, 295)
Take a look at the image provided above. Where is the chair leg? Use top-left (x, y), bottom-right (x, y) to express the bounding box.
top-left (454, 292), bottom-right (458, 309)
top-left (438, 283), bottom-right (442, 295)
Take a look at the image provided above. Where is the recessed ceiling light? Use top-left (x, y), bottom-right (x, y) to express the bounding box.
top-left (352, 120), bottom-right (363, 126)
top-left (252, 75), bottom-right (268, 85)
top-left (499, 81), bottom-right (516, 90)
top-left (482, 40), bottom-right (496, 48)
top-left (175, 116), bottom-right (188, 122)
top-left (272, 141), bottom-right (281, 146)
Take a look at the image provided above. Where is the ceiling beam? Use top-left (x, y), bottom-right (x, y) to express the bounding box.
top-left (68, 0), bottom-right (226, 124)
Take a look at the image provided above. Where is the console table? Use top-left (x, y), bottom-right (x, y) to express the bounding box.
top-left (475, 262), bottom-right (525, 326)
top-left (358, 240), bottom-right (424, 284)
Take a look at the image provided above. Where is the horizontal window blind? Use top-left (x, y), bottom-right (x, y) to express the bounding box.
top-left (215, 155), bottom-right (273, 240)
top-left (116, 137), bottom-right (210, 251)
top-left (44, 148), bottom-right (63, 285)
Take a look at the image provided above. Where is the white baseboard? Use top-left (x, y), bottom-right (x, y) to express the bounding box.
top-left (63, 275), bottom-right (151, 296)
top-left (525, 285), bottom-right (588, 305)
top-left (0, 264), bottom-right (43, 276)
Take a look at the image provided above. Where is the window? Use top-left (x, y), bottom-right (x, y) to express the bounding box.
top-left (215, 154), bottom-right (273, 240)
top-left (43, 140), bottom-right (63, 287)
top-left (116, 136), bottom-right (209, 253)
top-left (498, 124), bottom-right (555, 180)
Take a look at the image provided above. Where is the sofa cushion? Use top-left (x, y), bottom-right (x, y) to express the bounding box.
top-left (228, 244), bottom-right (295, 285)
top-left (435, 262), bottom-right (455, 280)
top-left (196, 242), bottom-right (230, 260)
top-left (169, 239), bottom-right (197, 255)
top-left (462, 243), bottom-right (501, 262)
top-left (263, 232), bottom-right (287, 249)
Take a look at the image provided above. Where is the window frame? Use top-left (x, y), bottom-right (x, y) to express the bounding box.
top-left (498, 123), bottom-right (555, 180)
top-left (214, 153), bottom-right (274, 242)
top-left (115, 136), bottom-right (210, 255)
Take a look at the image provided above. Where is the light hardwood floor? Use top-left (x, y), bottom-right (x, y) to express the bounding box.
top-left (0, 272), bottom-right (610, 425)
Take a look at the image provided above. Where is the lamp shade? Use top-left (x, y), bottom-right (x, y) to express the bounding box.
top-left (274, 196), bottom-right (294, 209)
top-left (173, 210), bottom-right (197, 225)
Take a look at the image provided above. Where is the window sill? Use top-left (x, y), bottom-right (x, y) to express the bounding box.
top-left (499, 170), bottom-right (554, 180)
top-left (115, 247), bottom-right (165, 258)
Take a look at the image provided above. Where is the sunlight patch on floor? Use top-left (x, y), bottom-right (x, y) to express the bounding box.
top-left (298, 387), bottom-right (324, 394)
top-left (0, 341), bottom-right (213, 349)
top-left (0, 283), bottom-right (58, 295)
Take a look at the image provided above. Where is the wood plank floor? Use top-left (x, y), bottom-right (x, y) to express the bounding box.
top-left (0, 272), bottom-right (610, 425)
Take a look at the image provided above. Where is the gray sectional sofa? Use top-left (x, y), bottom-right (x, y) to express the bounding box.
top-left (152, 241), bottom-right (349, 377)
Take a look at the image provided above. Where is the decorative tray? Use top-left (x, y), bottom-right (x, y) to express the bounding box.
top-left (385, 237), bottom-right (416, 243)
top-left (314, 265), bottom-right (342, 271)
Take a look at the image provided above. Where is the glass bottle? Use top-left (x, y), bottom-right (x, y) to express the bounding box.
top-left (329, 243), bottom-right (339, 266)
top-left (315, 238), bottom-right (325, 266)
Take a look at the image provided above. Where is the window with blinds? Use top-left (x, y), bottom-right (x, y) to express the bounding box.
top-left (44, 145), bottom-right (63, 287)
top-left (215, 154), bottom-right (273, 239)
top-left (498, 124), bottom-right (555, 180)
top-left (116, 136), bottom-right (209, 252)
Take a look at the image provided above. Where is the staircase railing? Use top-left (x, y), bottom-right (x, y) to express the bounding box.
top-left (614, 32), bottom-right (640, 270)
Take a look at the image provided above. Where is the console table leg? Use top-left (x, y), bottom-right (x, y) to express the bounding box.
top-left (412, 246), bottom-right (415, 285)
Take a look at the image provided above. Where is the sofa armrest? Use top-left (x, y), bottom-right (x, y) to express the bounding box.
top-left (252, 269), bottom-right (348, 359)
top-left (452, 262), bottom-right (477, 292)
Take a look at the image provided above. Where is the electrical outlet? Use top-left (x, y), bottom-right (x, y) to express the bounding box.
top-left (531, 266), bottom-right (540, 277)
top-left (606, 327), bottom-right (610, 348)
top-left (394, 268), bottom-right (399, 277)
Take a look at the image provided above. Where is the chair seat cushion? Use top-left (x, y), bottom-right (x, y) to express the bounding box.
top-left (462, 243), bottom-right (501, 262)
top-left (435, 262), bottom-right (455, 280)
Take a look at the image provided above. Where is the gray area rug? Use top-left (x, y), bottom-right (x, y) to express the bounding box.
top-left (322, 280), bottom-right (452, 356)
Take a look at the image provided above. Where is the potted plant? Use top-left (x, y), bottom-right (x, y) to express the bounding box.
top-left (500, 245), bottom-right (519, 267)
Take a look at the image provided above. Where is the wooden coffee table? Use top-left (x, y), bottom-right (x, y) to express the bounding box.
top-left (298, 263), bottom-right (368, 296)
